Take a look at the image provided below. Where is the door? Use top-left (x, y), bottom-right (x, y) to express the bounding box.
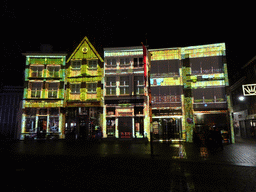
top-left (37, 116), bottom-right (47, 138)
top-left (119, 117), bottom-right (132, 139)
top-left (162, 118), bottom-right (181, 140)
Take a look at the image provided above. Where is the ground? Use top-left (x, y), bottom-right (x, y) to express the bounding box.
top-left (2, 138), bottom-right (256, 192)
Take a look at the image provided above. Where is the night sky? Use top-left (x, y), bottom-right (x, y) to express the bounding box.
top-left (2, 1), bottom-right (255, 88)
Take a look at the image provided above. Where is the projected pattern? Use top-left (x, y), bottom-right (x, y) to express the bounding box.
top-left (65, 36), bottom-right (104, 139)
top-left (21, 54), bottom-right (67, 140)
top-left (150, 43), bottom-right (231, 142)
top-left (103, 46), bottom-right (150, 140)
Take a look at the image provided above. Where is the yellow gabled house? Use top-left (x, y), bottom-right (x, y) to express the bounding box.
top-left (65, 36), bottom-right (104, 139)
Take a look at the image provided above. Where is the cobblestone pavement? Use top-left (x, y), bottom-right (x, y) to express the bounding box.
top-left (3, 139), bottom-right (256, 191)
top-left (4, 138), bottom-right (256, 167)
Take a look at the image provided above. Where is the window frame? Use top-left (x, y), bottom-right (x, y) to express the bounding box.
top-left (31, 82), bottom-right (42, 98)
top-left (87, 83), bottom-right (97, 93)
top-left (70, 83), bottom-right (81, 94)
top-left (88, 60), bottom-right (98, 69)
top-left (71, 60), bottom-right (82, 70)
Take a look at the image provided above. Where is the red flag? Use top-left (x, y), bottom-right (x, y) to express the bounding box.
top-left (142, 43), bottom-right (147, 87)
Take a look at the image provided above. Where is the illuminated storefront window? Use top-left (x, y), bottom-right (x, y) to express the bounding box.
top-left (106, 118), bottom-right (115, 137)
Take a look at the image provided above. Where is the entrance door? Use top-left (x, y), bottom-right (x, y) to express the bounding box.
top-left (162, 118), bottom-right (181, 140)
top-left (38, 116), bottom-right (47, 138)
top-left (79, 116), bottom-right (88, 139)
top-left (119, 117), bottom-right (132, 139)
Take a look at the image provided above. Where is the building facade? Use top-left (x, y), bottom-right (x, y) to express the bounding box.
top-left (149, 43), bottom-right (233, 142)
top-left (103, 46), bottom-right (150, 140)
top-left (19, 41), bottom-right (234, 142)
top-left (21, 53), bottom-right (67, 140)
top-left (65, 37), bottom-right (104, 139)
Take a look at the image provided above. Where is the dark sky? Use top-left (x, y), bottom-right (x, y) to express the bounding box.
top-left (2, 1), bottom-right (255, 88)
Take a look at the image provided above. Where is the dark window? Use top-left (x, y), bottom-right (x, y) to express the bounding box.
top-left (87, 83), bottom-right (97, 93)
top-left (120, 76), bottom-right (129, 95)
top-left (88, 60), bottom-right (98, 69)
top-left (71, 60), bottom-right (81, 69)
top-left (71, 84), bottom-right (81, 93)
top-left (134, 76), bottom-right (144, 95)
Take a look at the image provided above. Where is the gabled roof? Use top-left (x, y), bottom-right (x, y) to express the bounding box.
top-left (67, 36), bottom-right (103, 63)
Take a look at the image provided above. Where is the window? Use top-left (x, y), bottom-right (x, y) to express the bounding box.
top-left (87, 83), bottom-right (97, 93)
top-left (106, 77), bottom-right (116, 95)
top-left (49, 117), bottom-right (59, 133)
top-left (106, 77), bottom-right (116, 86)
top-left (48, 66), bottom-right (60, 77)
top-left (71, 60), bottom-right (81, 70)
top-left (31, 66), bottom-right (43, 77)
top-left (31, 82), bottom-right (42, 98)
top-left (120, 76), bottom-right (129, 95)
top-left (134, 58), bottom-right (143, 67)
top-left (88, 60), bottom-right (98, 69)
top-left (106, 59), bottom-right (116, 67)
top-left (25, 117), bottom-right (36, 132)
top-left (71, 84), bottom-right (81, 93)
top-left (120, 58), bottom-right (130, 67)
top-left (48, 83), bottom-right (58, 98)
top-left (134, 76), bottom-right (144, 95)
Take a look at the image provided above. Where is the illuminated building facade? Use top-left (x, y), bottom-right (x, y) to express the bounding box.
top-left (65, 37), bottom-right (103, 139)
top-left (149, 43), bottom-right (233, 142)
top-left (21, 53), bottom-right (67, 140)
top-left (103, 46), bottom-right (150, 140)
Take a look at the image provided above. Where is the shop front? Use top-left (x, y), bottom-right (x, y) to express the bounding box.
top-left (104, 98), bottom-right (147, 140)
top-left (152, 117), bottom-right (182, 141)
top-left (65, 105), bottom-right (102, 140)
top-left (21, 107), bottom-right (64, 140)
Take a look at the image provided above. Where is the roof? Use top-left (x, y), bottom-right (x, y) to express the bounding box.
top-left (149, 42), bottom-right (225, 51)
top-left (67, 36), bottom-right (103, 63)
top-left (22, 53), bottom-right (67, 57)
top-left (104, 46), bottom-right (146, 51)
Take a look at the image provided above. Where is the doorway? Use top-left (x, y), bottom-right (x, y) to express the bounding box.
top-left (37, 116), bottom-right (47, 138)
top-left (118, 117), bottom-right (132, 139)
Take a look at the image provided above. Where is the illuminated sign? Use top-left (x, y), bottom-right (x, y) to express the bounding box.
top-left (150, 77), bottom-right (182, 86)
top-left (242, 84), bottom-right (256, 96)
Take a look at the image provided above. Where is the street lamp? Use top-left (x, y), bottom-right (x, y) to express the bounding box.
top-left (238, 96), bottom-right (245, 101)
